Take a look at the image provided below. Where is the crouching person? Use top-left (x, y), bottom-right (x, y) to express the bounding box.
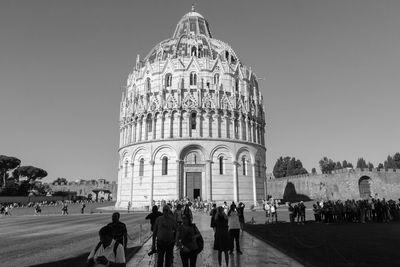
top-left (87, 225), bottom-right (126, 267)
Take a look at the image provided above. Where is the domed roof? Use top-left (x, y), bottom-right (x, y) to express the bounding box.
top-left (143, 7), bottom-right (240, 66)
top-left (173, 6), bottom-right (212, 39)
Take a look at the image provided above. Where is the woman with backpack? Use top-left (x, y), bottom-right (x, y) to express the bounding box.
top-left (176, 214), bottom-right (203, 267)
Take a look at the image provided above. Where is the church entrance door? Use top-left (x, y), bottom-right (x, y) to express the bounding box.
top-left (186, 172), bottom-right (202, 200)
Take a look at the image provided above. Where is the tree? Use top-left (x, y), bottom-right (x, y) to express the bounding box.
top-left (335, 162), bottom-right (342, 170)
top-left (356, 158), bottom-right (368, 169)
top-left (393, 153), bottom-right (400, 169)
top-left (0, 155), bottom-right (21, 188)
top-left (52, 177), bottom-right (68, 185)
top-left (273, 156), bottom-right (308, 178)
top-left (14, 166), bottom-right (48, 194)
top-left (384, 155), bottom-right (395, 169)
top-left (368, 162), bottom-right (374, 169)
top-left (377, 163), bottom-right (384, 170)
top-left (319, 157), bottom-right (335, 174)
top-left (311, 168), bottom-right (317, 174)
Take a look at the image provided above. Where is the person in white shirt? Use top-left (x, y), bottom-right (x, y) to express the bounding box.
top-left (87, 225), bottom-right (126, 267)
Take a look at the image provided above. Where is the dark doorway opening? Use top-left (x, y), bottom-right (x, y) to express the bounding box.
top-left (186, 172), bottom-right (202, 200)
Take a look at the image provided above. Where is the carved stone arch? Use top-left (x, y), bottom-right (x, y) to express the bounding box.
top-left (131, 146), bottom-right (148, 163)
top-left (179, 144), bottom-right (206, 161)
top-left (236, 146), bottom-right (254, 164)
top-left (152, 144), bottom-right (177, 162)
top-left (220, 94), bottom-right (232, 110)
top-left (209, 144), bottom-right (234, 162)
top-left (119, 150), bottom-right (130, 167)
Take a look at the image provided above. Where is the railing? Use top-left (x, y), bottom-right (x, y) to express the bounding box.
top-left (128, 222), bottom-right (152, 246)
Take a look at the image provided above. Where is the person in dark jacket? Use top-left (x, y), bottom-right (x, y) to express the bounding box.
top-left (145, 205), bottom-right (163, 232)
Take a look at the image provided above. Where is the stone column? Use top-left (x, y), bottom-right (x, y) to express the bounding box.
top-left (117, 165), bottom-right (122, 206)
top-left (169, 113), bottom-right (174, 138)
top-left (232, 161), bottom-right (239, 203)
top-left (245, 117), bottom-right (250, 142)
top-left (132, 121), bottom-right (136, 143)
top-left (149, 160), bottom-right (155, 208)
top-left (130, 163), bottom-right (134, 204)
top-left (252, 163), bottom-right (257, 206)
top-left (206, 160), bottom-right (213, 201)
top-left (196, 113), bottom-right (202, 137)
top-left (250, 120), bottom-right (255, 143)
top-left (137, 118), bottom-right (142, 142)
top-left (165, 113), bottom-right (171, 138)
top-left (185, 113), bottom-right (191, 137)
top-left (224, 114), bottom-right (229, 139)
top-left (212, 114), bottom-right (219, 138)
top-left (143, 117), bottom-right (148, 141)
top-left (152, 115), bottom-right (156, 140)
top-left (230, 116), bottom-right (236, 139)
top-left (205, 113), bottom-right (211, 138)
top-left (177, 112), bottom-right (182, 138)
top-left (119, 128), bottom-right (123, 147)
top-left (157, 113), bottom-right (163, 139)
top-left (176, 160), bottom-right (182, 199)
top-left (239, 116), bottom-right (244, 140)
top-left (127, 124), bottom-right (131, 144)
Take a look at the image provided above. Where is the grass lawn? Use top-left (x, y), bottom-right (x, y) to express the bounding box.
top-left (244, 221), bottom-right (400, 267)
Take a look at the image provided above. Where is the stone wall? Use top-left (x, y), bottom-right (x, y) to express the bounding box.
top-left (266, 168), bottom-right (400, 201)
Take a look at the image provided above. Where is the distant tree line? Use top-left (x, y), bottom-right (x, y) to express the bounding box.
top-left (273, 152), bottom-right (400, 178)
top-left (0, 155), bottom-right (48, 196)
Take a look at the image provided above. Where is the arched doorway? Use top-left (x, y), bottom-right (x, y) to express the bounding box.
top-left (359, 176), bottom-right (371, 199)
top-left (179, 145), bottom-right (206, 201)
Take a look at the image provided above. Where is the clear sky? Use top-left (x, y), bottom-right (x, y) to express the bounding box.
top-left (1, 0), bottom-right (399, 182)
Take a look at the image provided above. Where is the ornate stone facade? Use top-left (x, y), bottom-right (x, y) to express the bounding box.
top-left (116, 8), bottom-right (267, 209)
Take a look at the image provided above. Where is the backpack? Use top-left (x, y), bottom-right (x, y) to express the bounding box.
top-left (193, 224), bottom-right (204, 253)
top-left (94, 241), bottom-right (119, 259)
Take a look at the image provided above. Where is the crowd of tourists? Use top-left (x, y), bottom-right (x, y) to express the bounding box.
top-left (311, 198), bottom-right (400, 224)
top-left (144, 199), bottom-right (245, 267)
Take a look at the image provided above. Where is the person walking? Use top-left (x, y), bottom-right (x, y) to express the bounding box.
top-left (145, 205), bottom-right (163, 232)
top-left (61, 202), bottom-right (69, 215)
top-left (237, 202), bottom-right (245, 231)
top-left (81, 202), bottom-right (86, 214)
top-left (176, 215), bottom-right (202, 267)
top-left (209, 203), bottom-right (217, 232)
top-left (174, 203), bottom-right (184, 225)
top-left (107, 212), bottom-right (128, 250)
top-left (214, 206), bottom-right (232, 267)
top-left (227, 203), bottom-right (242, 255)
top-left (152, 205), bottom-right (177, 267)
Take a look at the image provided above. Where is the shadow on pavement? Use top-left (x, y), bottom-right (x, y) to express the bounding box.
top-left (29, 246), bottom-right (141, 267)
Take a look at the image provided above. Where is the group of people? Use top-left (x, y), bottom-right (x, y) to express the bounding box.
top-left (312, 198), bottom-right (400, 224)
top-left (145, 200), bottom-right (245, 267)
top-left (87, 212), bottom-right (128, 267)
top-left (263, 199), bottom-right (279, 223)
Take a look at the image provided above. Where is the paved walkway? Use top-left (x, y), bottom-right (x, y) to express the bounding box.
top-left (127, 212), bottom-right (303, 267)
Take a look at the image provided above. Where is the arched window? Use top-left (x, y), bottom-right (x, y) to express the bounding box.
top-left (124, 161), bottom-right (128, 178)
top-left (214, 73), bottom-right (219, 86)
top-left (256, 160), bottom-right (261, 176)
top-left (146, 78), bottom-right (151, 91)
top-left (190, 72), bottom-right (197, 86)
top-left (147, 117), bottom-right (152, 133)
top-left (242, 157), bottom-right (247, 175)
top-left (235, 78), bottom-right (239, 93)
top-left (191, 46), bottom-right (197, 57)
top-left (139, 158), bottom-right (144, 176)
top-left (165, 73), bottom-right (172, 87)
top-left (219, 157), bottom-right (224, 174)
top-left (225, 51), bottom-right (229, 61)
top-left (191, 113), bottom-right (197, 129)
top-left (162, 157), bottom-right (168, 175)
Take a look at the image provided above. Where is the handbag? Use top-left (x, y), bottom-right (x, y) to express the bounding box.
top-left (193, 224), bottom-right (204, 253)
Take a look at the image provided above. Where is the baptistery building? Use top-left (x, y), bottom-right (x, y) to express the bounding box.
top-left (116, 8), bottom-right (267, 209)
